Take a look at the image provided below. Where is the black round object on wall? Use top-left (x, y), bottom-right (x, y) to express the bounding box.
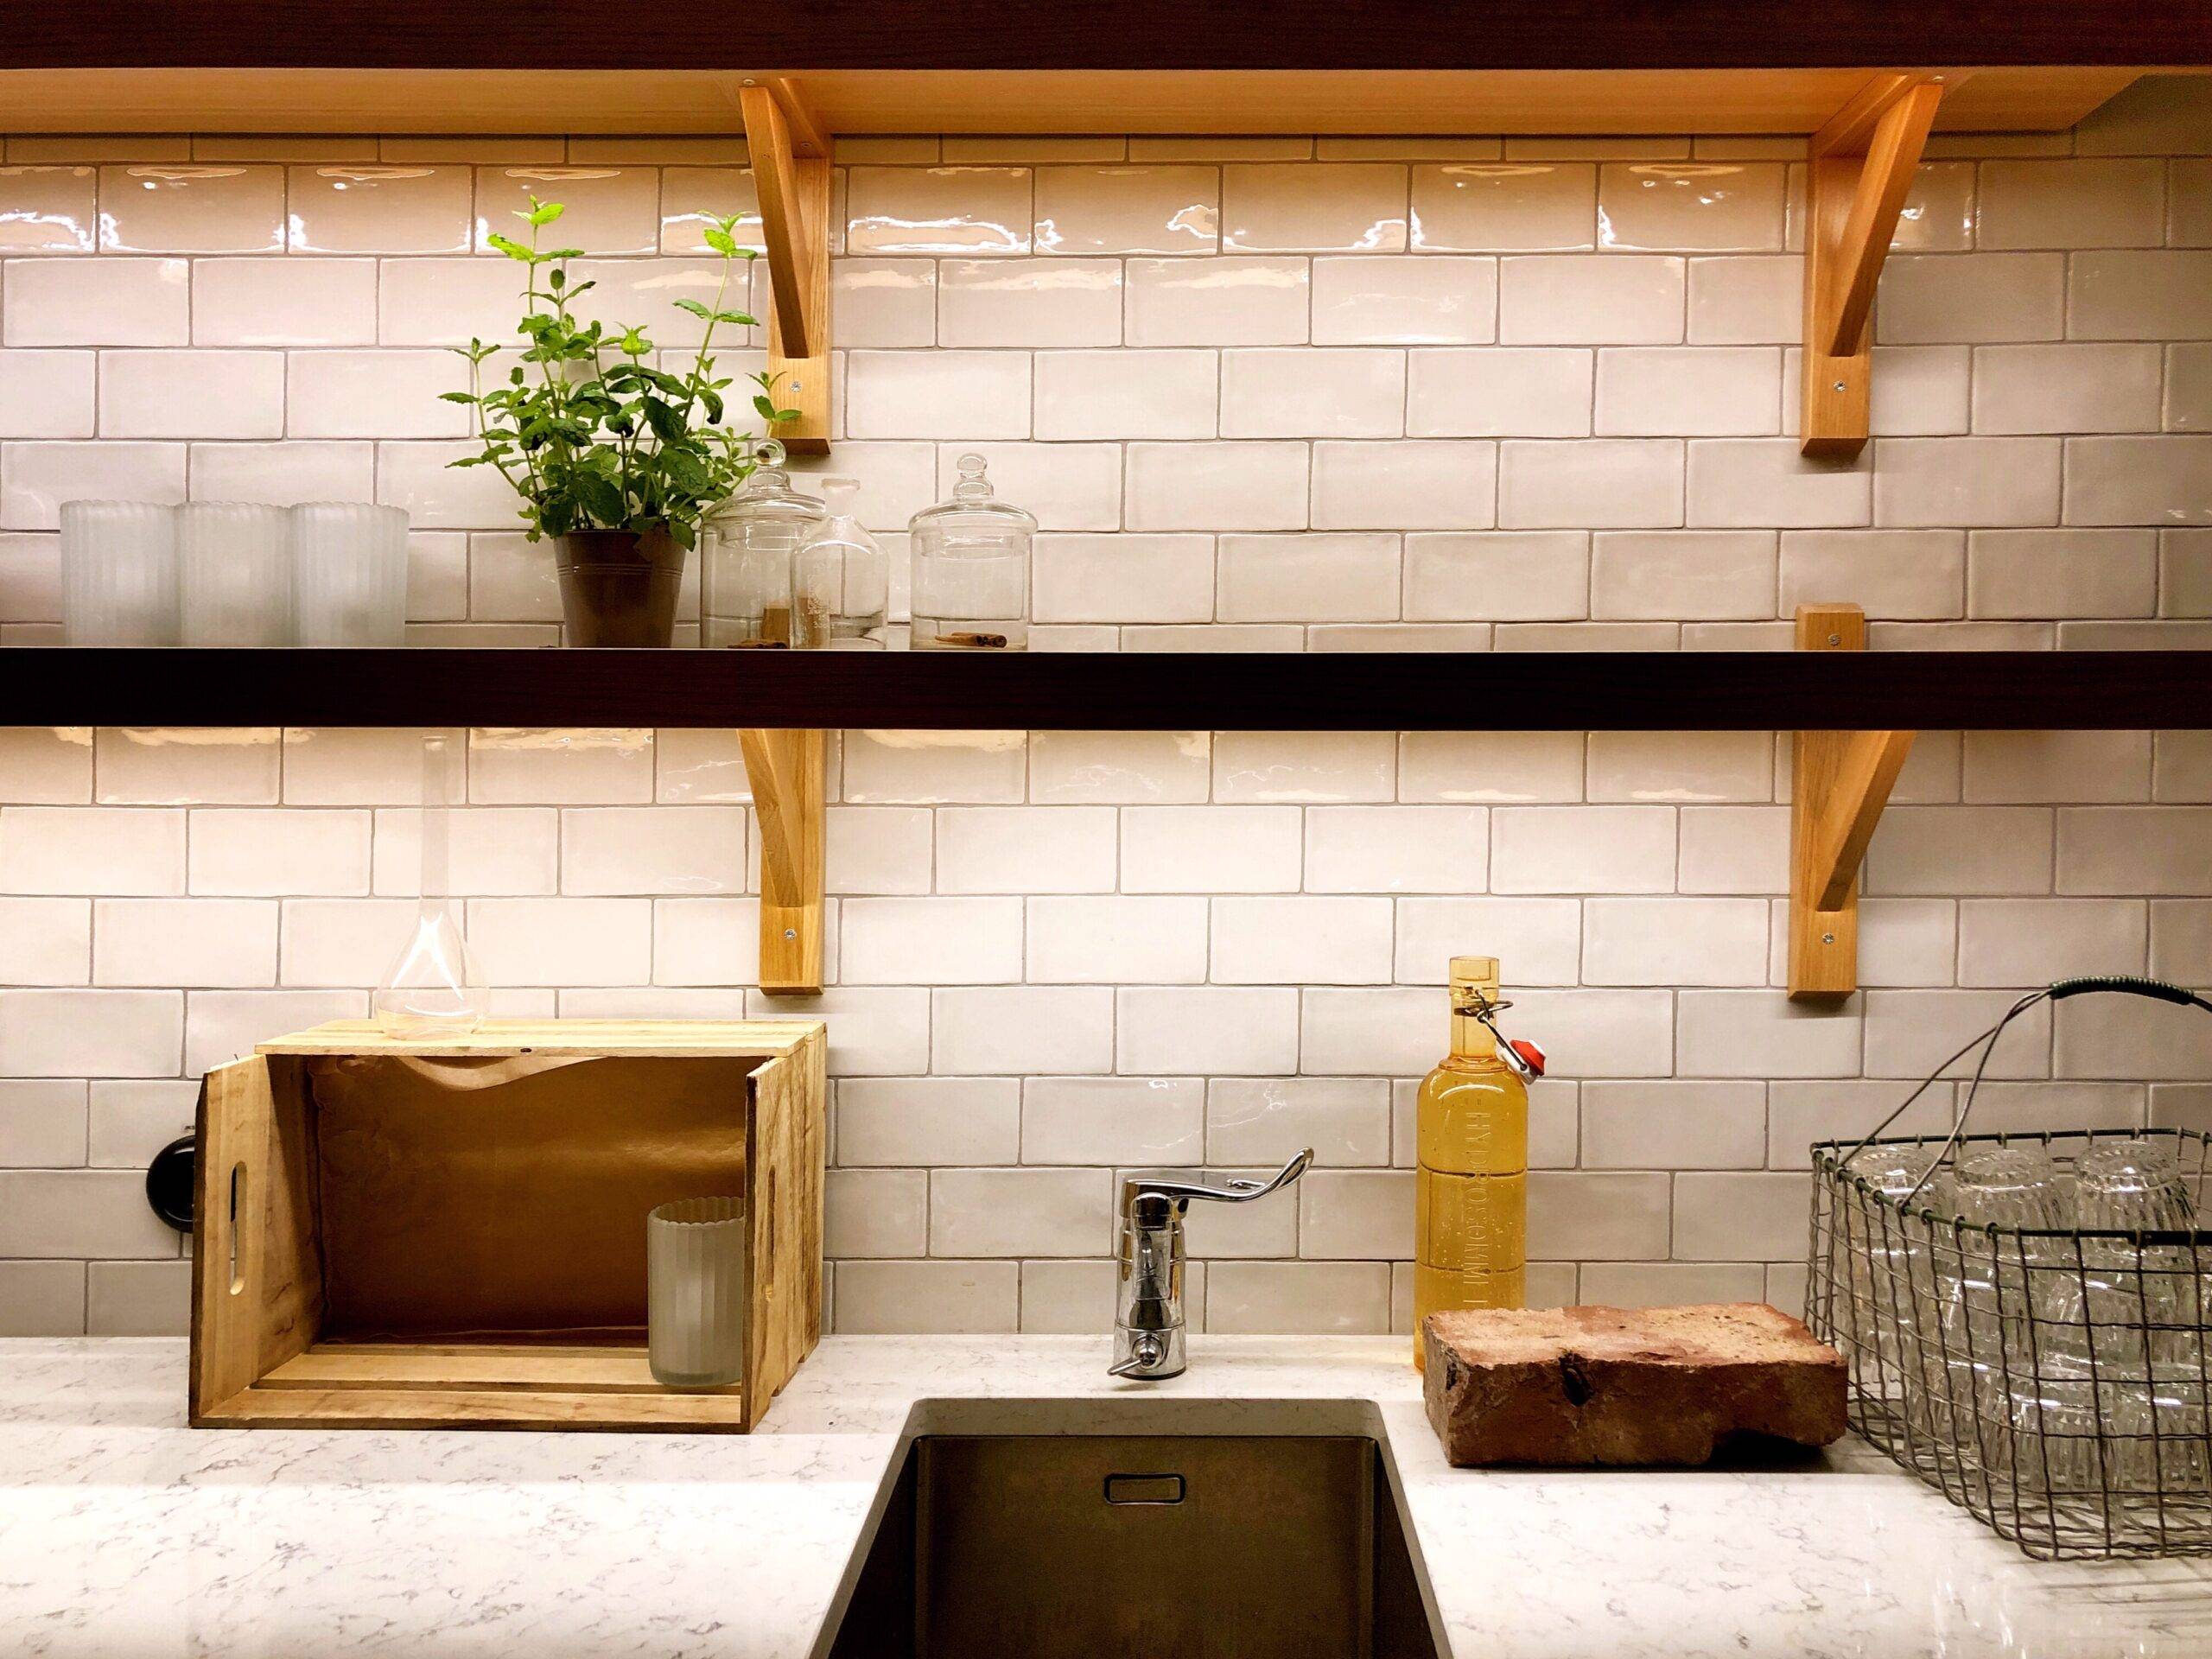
top-left (145, 1135), bottom-right (194, 1232)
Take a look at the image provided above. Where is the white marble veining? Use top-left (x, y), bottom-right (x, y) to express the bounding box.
top-left (3, 1336), bottom-right (2210, 1656)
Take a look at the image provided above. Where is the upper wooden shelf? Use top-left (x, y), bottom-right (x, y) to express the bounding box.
top-left (0, 67), bottom-right (2161, 137)
top-left (6, 647), bottom-right (2206, 732)
top-left (0, 3), bottom-right (2202, 136)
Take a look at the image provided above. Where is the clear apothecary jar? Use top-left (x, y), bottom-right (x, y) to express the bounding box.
top-left (908, 453), bottom-right (1034, 651)
top-left (791, 478), bottom-right (889, 650)
top-left (702, 440), bottom-right (823, 647)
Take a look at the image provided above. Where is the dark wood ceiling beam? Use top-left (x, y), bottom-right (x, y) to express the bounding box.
top-left (2, 2), bottom-right (2202, 71)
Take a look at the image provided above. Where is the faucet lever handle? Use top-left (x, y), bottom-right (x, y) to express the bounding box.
top-left (1130, 1148), bottom-right (1313, 1206)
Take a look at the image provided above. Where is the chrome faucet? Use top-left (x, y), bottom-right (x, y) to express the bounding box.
top-left (1109, 1149), bottom-right (1313, 1381)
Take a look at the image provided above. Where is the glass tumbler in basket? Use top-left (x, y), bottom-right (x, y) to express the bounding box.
top-left (1945, 1144), bottom-right (2075, 1467)
top-left (1840, 1141), bottom-right (1950, 1435)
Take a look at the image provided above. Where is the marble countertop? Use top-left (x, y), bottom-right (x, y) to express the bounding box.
top-left (4, 1335), bottom-right (2209, 1657)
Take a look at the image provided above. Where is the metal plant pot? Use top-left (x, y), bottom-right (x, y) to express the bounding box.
top-left (555, 528), bottom-right (686, 647)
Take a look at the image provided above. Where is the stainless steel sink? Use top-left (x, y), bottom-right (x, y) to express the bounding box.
top-left (818, 1407), bottom-right (1450, 1658)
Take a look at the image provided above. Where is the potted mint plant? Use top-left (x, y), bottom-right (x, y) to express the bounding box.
top-left (446, 198), bottom-right (796, 645)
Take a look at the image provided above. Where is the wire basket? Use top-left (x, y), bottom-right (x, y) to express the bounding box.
top-left (1809, 1125), bottom-right (2212, 1559)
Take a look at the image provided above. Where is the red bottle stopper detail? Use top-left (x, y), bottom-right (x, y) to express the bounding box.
top-left (1508, 1039), bottom-right (1548, 1079)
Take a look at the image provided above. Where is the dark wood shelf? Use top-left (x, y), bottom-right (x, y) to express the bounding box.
top-left (4, 2), bottom-right (2199, 72)
top-left (4, 647), bottom-right (2205, 732)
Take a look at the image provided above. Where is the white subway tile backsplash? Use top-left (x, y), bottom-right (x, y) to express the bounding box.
top-left (1211, 896), bottom-right (1393, 985)
top-left (2, 440), bottom-right (186, 529)
top-left (99, 163), bottom-right (284, 253)
top-left (1597, 162), bottom-right (1785, 252)
top-left (938, 804), bottom-right (1116, 892)
top-left (2069, 251), bottom-right (2212, 340)
top-left (937, 257), bottom-right (1122, 347)
top-left (1595, 347), bottom-right (1780, 437)
top-left (474, 166), bottom-right (658, 254)
top-left (1021, 1076), bottom-right (1205, 1165)
top-left (1589, 530), bottom-right (1775, 619)
top-left (1492, 804), bottom-right (1675, 893)
top-left (1395, 896), bottom-right (1581, 986)
top-left (1582, 896), bottom-right (1770, 986)
top-left (95, 898), bottom-right (276, 988)
top-left (1035, 164), bottom-right (1217, 255)
top-left (467, 897), bottom-right (651, 986)
top-left (1207, 1077), bottom-right (1392, 1167)
top-left (1221, 163), bottom-right (1407, 253)
top-left (0, 165), bottom-right (94, 254)
top-left (1498, 255), bottom-right (1683, 345)
top-left (1216, 532), bottom-right (1399, 622)
top-left (1125, 440), bottom-right (1308, 531)
top-left (848, 349), bottom-right (1031, 439)
top-left (1411, 162), bottom-right (1595, 252)
top-left (1, 988), bottom-right (181, 1078)
top-left (1220, 348), bottom-right (1407, 439)
top-left (1027, 896), bottom-right (1207, 983)
top-left (1582, 1079), bottom-right (1767, 1169)
top-left (848, 166), bottom-right (1033, 256)
top-left (1313, 255), bottom-right (1497, 345)
top-left (1121, 985), bottom-right (1299, 1076)
top-left (1124, 255), bottom-right (1309, 347)
top-left (3, 128), bottom-right (2209, 1338)
top-left (836, 1076), bottom-right (1020, 1166)
top-left (937, 986), bottom-right (1114, 1075)
top-left (1406, 347), bottom-right (1592, 439)
top-left (1967, 529), bottom-right (2158, 619)
top-left (1213, 730), bottom-right (1395, 804)
top-left (1121, 804), bottom-right (1302, 893)
top-left (1687, 439), bottom-right (1868, 529)
top-left (2064, 436), bottom-right (2212, 528)
top-left (836, 1260), bottom-right (1018, 1334)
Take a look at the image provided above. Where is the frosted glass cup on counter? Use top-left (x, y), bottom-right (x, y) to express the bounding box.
top-left (291, 502), bottom-right (409, 645)
top-left (60, 500), bottom-right (179, 644)
top-left (179, 501), bottom-right (292, 645)
top-left (647, 1197), bottom-right (747, 1389)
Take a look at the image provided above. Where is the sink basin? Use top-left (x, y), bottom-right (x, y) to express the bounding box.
top-left (819, 1403), bottom-right (1449, 1658)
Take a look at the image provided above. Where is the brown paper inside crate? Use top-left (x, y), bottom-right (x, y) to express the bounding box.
top-left (310, 1053), bottom-right (751, 1344)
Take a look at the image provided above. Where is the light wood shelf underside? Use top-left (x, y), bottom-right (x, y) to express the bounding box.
top-left (0, 66), bottom-right (2153, 136)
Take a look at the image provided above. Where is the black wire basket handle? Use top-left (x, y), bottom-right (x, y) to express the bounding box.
top-left (1841, 976), bottom-right (2212, 1204)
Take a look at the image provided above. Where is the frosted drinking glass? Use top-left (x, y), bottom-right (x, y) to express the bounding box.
top-left (647, 1197), bottom-right (747, 1389)
top-left (61, 500), bottom-right (179, 644)
top-left (291, 502), bottom-right (410, 645)
top-left (179, 501), bottom-right (292, 645)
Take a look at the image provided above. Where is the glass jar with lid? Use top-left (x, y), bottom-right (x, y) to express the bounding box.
top-left (701, 439), bottom-right (823, 646)
top-left (908, 453), bottom-right (1034, 651)
top-left (791, 477), bottom-right (889, 650)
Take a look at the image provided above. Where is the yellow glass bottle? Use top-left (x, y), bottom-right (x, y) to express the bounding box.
top-left (1413, 956), bottom-right (1528, 1366)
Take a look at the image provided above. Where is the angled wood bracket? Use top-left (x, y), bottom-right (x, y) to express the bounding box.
top-left (1800, 74), bottom-right (1946, 458)
top-left (1789, 605), bottom-right (1916, 999)
top-left (739, 79), bottom-right (833, 454)
top-left (741, 728), bottom-right (825, 996)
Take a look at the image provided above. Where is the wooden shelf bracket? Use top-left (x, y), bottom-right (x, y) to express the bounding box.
top-left (1800, 73), bottom-right (1946, 458)
top-left (1789, 605), bottom-right (1916, 999)
top-left (739, 79), bottom-right (833, 454)
top-left (740, 728), bottom-right (825, 996)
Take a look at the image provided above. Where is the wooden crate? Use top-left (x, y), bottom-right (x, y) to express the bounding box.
top-left (190, 1019), bottom-right (826, 1433)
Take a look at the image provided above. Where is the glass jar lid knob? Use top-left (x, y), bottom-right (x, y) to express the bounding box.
top-left (953, 452), bottom-right (994, 501)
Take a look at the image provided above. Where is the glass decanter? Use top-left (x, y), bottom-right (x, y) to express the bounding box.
top-left (908, 452), bottom-right (1034, 651)
top-left (790, 477), bottom-right (889, 650)
top-left (373, 730), bottom-right (489, 1036)
top-left (701, 439), bottom-right (824, 647)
